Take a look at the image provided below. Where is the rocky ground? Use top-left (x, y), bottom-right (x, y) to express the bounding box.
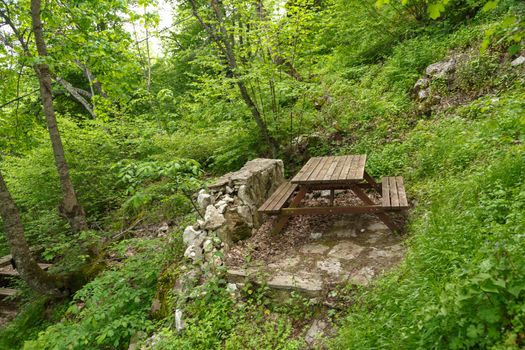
top-left (226, 191), bottom-right (407, 295)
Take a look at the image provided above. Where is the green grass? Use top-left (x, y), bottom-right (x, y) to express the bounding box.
top-left (330, 86), bottom-right (525, 349)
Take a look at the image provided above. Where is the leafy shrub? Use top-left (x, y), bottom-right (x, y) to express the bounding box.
top-left (23, 238), bottom-right (170, 350)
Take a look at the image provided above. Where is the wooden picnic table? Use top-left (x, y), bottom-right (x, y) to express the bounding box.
top-left (258, 155), bottom-right (409, 234)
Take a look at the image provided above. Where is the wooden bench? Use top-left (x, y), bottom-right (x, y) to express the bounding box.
top-left (382, 176), bottom-right (409, 209)
top-left (258, 181), bottom-right (298, 214)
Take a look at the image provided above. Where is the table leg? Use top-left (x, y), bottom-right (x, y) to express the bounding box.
top-left (329, 189), bottom-right (335, 206)
top-left (272, 186), bottom-right (308, 235)
top-left (350, 184), bottom-right (398, 232)
top-left (364, 171), bottom-right (381, 193)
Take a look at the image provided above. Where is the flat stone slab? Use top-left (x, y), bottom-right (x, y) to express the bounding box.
top-left (268, 257), bottom-right (300, 269)
top-left (367, 222), bottom-right (389, 231)
top-left (328, 242), bottom-right (364, 260)
top-left (316, 258), bottom-right (342, 275)
top-left (300, 243), bottom-right (330, 255)
top-left (349, 266), bottom-right (375, 286)
top-left (268, 272), bottom-right (323, 293)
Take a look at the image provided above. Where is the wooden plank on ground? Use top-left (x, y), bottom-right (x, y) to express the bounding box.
top-left (0, 288), bottom-right (19, 297)
top-left (0, 255), bottom-right (12, 268)
top-left (396, 176), bottom-right (409, 207)
top-left (39, 263), bottom-right (52, 270)
top-left (0, 263), bottom-right (52, 277)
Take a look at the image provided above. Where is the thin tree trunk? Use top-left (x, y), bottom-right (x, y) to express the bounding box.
top-left (189, 0), bottom-right (279, 156)
top-left (0, 171), bottom-right (65, 297)
top-left (31, 0), bottom-right (88, 233)
top-left (144, 6), bottom-right (152, 92)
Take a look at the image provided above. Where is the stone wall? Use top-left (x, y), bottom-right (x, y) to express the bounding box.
top-left (183, 158), bottom-right (284, 264)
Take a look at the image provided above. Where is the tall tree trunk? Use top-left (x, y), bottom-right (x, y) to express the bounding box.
top-left (189, 0), bottom-right (279, 156)
top-left (0, 171), bottom-right (65, 297)
top-left (31, 0), bottom-right (88, 233)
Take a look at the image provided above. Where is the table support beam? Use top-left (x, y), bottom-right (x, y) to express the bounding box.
top-left (350, 185), bottom-right (399, 232)
top-left (281, 206), bottom-right (386, 215)
top-left (271, 186), bottom-right (308, 235)
top-left (364, 171), bottom-right (381, 193)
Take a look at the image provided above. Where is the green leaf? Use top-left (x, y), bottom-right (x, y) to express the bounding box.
top-left (482, 0), bottom-right (499, 12)
top-left (428, 3), bottom-right (445, 20)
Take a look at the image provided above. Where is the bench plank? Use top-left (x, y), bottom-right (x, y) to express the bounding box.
top-left (382, 176), bottom-right (409, 209)
top-left (389, 177), bottom-right (400, 207)
top-left (382, 177), bottom-right (391, 207)
top-left (258, 181), bottom-right (289, 212)
top-left (396, 176), bottom-right (409, 207)
top-left (258, 182), bottom-right (298, 214)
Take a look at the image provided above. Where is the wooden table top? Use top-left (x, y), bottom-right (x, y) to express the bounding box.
top-left (291, 155), bottom-right (367, 185)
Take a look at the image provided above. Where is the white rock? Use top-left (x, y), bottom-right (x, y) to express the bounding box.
top-left (203, 205), bottom-right (226, 230)
top-left (197, 192), bottom-right (212, 209)
top-left (511, 56), bottom-right (525, 66)
top-left (195, 219), bottom-right (205, 229)
top-left (418, 89), bottom-right (428, 100)
top-left (183, 226), bottom-right (205, 246)
top-left (157, 222), bottom-right (169, 233)
top-left (203, 239), bottom-right (214, 253)
top-left (305, 319), bottom-right (328, 345)
top-left (212, 255), bottom-right (223, 267)
top-left (222, 194), bottom-right (235, 203)
top-left (414, 77), bottom-right (430, 89)
top-left (316, 258), bottom-right (342, 275)
top-left (184, 244), bottom-right (203, 262)
top-left (175, 309), bottom-right (185, 332)
top-left (226, 283), bottom-right (238, 294)
top-left (320, 190), bottom-right (331, 198)
top-left (225, 186), bottom-right (234, 194)
top-left (310, 231), bottom-right (322, 240)
top-left (300, 243), bottom-right (330, 255)
top-left (425, 58), bottom-right (456, 78)
top-left (350, 266), bottom-right (375, 286)
top-left (217, 203), bottom-right (228, 214)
